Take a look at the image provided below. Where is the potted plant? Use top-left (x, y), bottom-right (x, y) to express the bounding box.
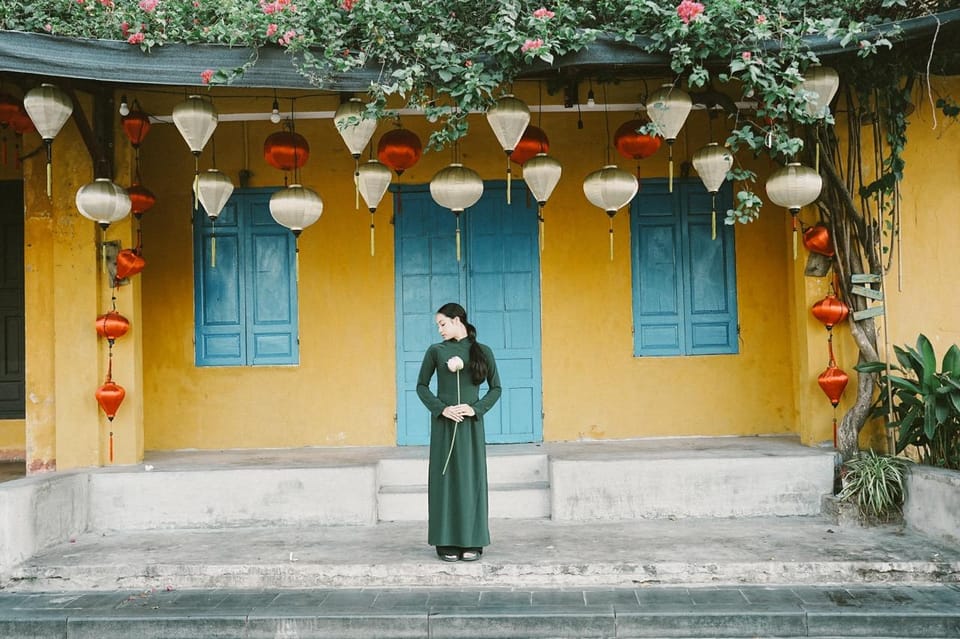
top-left (836, 450), bottom-right (909, 523)
top-left (855, 334), bottom-right (960, 470)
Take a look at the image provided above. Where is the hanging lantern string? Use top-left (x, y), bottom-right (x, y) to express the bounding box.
top-left (603, 84), bottom-right (612, 165)
top-left (827, 331), bottom-right (837, 367)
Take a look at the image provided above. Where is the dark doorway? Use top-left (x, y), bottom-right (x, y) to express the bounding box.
top-left (0, 180), bottom-right (24, 419)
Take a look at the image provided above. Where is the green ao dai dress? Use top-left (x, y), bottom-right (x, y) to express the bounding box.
top-left (416, 337), bottom-right (501, 549)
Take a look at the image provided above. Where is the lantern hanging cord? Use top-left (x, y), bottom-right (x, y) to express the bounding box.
top-left (603, 84), bottom-right (612, 165)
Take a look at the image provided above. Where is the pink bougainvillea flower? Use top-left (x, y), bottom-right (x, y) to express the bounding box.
top-left (340, 0), bottom-right (355, 10)
top-left (120, 20), bottom-right (130, 37)
top-left (200, 69), bottom-right (215, 85)
top-left (127, 32), bottom-right (145, 44)
top-left (533, 7), bottom-right (555, 19)
top-left (266, 23), bottom-right (278, 37)
top-left (278, 29), bottom-right (297, 46)
top-left (742, 51), bottom-right (752, 60)
top-left (756, 13), bottom-right (767, 24)
top-left (139, 0), bottom-right (158, 12)
top-left (99, 0), bottom-right (114, 7)
top-left (676, 0), bottom-right (705, 25)
top-left (521, 38), bottom-right (544, 53)
top-left (260, 0), bottom-right (290, 14)
top-left (44, 24), bottom-right (52, 32)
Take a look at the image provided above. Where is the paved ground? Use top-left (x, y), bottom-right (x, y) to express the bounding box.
top-left (1, 583), bottom-right (958, 638)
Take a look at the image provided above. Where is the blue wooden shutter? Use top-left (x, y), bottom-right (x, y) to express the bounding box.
top-left (245, 193), bottom-right (299, 365)
top-left (195, 199), bottom-right (245, 366)
top-left (631, 179), bottom-right (738, 356)
top-left (194, 189), bottom-right (299, 366)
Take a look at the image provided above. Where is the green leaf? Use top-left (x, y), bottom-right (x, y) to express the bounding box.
top-left (917, 334), bottom-right (937, 389)
top-left (942, 344), bottom-right (960, 377)
top-left (855, 361), bottom-right (888, 374)
top-left (889, 376), bottom-right (922, 395)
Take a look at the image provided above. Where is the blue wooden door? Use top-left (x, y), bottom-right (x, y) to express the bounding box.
top-left (395, 182), bottom-right (542, 445)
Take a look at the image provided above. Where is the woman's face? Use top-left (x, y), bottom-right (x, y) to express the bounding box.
top-left (436, 314), bottom-right (466, 341)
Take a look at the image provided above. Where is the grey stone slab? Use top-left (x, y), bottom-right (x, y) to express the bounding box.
top-left (805, 608), bottom-right (960, 637)
top-left (739, 586), bottom-right (805, 605)
top-left (634, 587), bottom-right (694, 606)
top-left (213, 590), bottom-right (279, 610)
top-left (687, 587), bottom-right (749, 606)
top-left (477, 590), bottom-right (533, 606)
top-left (531, 589), bottom-right (587, 606)
top-left (262, 589), bottom-right (333, 609)
top-left (66, 593), bottom-right (131, 609)
top-left (583, 589), bottom-right (640, 606)
top-left (317, 588), bottom-right (378, 608)
top-left (427, 590), bottom-right (483, 607)
top-left (614, 607), bottom-right (808, 638)
top-left (243, 612), bottom-right (429, 639)
top-left (427, 606), bottom-right (616, 638)
top-left (0, 593), bottom-right (79, 612)
top-left (65, 615), bottom-right (248, 639)
top-left (372, 589), bottom-right (431, 608)
top-left (0, 618), bottom-right (66, 639)
top-left (792, 586), bottom-right (861, 606)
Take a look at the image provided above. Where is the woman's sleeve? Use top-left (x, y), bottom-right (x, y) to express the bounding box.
top-left (416, 346), bottom-right (446, 418)
top-left (471, 345), bottom-right (502, 417)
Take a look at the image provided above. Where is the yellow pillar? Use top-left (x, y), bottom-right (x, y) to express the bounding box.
top-left (23, 89), bottom-right (144, 472)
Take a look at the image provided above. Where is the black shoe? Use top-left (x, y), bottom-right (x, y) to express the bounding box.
top-left (459, 547), bottom-right (482, 561)
top-left (436, 546), bottom-right (459, 562)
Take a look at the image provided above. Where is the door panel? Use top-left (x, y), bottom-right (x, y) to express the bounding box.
top-left (395, 182), bottom-right (542, 445)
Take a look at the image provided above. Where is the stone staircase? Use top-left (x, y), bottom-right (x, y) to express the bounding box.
top-left (377, 450), bottom-right (551, 521)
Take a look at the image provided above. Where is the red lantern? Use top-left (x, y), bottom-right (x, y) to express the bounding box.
top-left (614, 119), bottom-right (662, 162)
top-left (121, 109), bottom-right (151, 148)
top-left (264, 130), bottom-right (309, 171)
top-left (115, 249), bottom-right (146, 280)
top-left (0, 93), bottom-right (20, 125)
top-left (96, 311), bottom-right (130, 343)
top-left (377, 128), bottom-right (422, 176)
top-left (818, 364), bottom-right (849, 407)
top-left (511, 126), bottom-right (549, 166)
top-left (95, 379), bottom-right (126, 421)
top-left (127, 183), bottom-right (156, 218)
top-left (803, 224), bottom-right (834, 256)
top-left (812, 294), bottom-right (849, 329)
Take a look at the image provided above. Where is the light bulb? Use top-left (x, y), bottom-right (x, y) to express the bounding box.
top-left (119, 95), bottom-right (130, 117)
top-left (270, 99), bottom-right (281, 124)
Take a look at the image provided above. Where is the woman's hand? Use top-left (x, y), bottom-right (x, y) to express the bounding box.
top-left (441, 404), bottom-right (475, 422)
top-left (442, 406), bottom-right (464, 422)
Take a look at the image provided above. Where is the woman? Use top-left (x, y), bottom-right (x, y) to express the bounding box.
top-left (416, 302), bottom-right (502, 562)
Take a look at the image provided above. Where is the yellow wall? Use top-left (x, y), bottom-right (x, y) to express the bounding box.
top-left (137, 82), bottom-right (798, 450)
top-left (17, 75), bottom-right (953, 458)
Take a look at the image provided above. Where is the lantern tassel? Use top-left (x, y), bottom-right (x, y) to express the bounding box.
top-left (354, 159), bottom-right (360, 210)
top-left (792, 213), bottom-right (799, 261)
top-left (2, 136), bottom-right (6, 166)
top-left (711, 194), bottom-right (717, 241)
top-left (538, 208), bottom-right (545, 254)
top-left (109, 430), bottom-right (114, 463)
top-left (832, 412), bottom-right (838, 449)
top-left (45, 142), bottom-right (53, 198)
top-left (815, 139), bottom-right (821, 174)
top-left (455, 217), bottom-right (461, 262)
top-left (506, 157), bottom-right (512, 205)
top-left (609, 217), bottom-right (615, 261)
top-left (668, 145), bottom-right (674, 193)
top-left (295, 241), bottom-right (300, 282)
top-left (370, 213), bottom-right (375, 257)
top-left (211, 235), bottom-right (217, 269)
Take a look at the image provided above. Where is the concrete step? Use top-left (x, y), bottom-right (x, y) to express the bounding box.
top-left (378, 451), bottom-right (548, 487)
top-left (378, 481), bottom-right (551, 521)
top-left (2, 584), bottom-right (959, 638)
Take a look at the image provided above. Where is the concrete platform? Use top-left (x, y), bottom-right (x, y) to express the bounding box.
top-left (5, 515), bottom-right (959, 592)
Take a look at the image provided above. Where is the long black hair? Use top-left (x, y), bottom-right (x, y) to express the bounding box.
top-left (437, 302), bottom-right (489, 385)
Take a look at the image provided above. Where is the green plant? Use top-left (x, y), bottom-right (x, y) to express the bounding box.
top-left (856, 335), bottom-right (960, 470)
top-left (837, 449), bottom-right (909, 522)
